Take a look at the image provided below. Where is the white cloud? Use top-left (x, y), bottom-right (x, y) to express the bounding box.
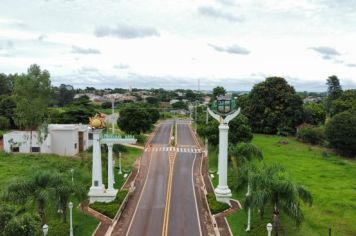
top-left (0, 0), bottom-right (355, 91)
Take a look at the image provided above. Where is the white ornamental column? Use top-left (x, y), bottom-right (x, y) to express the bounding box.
top-left (107, 143), bottom-right (114, 191)
top-left (215, 123), bottom-right (232, 203)
top-left (89, 129), bottom-right (104, 198)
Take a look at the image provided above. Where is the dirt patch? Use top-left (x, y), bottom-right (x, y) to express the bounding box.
top-left (0, 139), bottom-right (3, 151)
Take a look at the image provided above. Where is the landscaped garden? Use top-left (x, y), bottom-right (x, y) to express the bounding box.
top-left (0, 144), bottom-right (142, 236)
top-left (208, 134), bottom-right (356, 236)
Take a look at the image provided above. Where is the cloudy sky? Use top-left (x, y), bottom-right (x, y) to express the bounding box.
top-left (1, 0), bottom-right (356, 91)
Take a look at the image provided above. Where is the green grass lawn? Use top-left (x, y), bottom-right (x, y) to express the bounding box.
top-left (0, 145), bottom-right (142, 236)
top-left (208, 134), bottom-right (356, 236)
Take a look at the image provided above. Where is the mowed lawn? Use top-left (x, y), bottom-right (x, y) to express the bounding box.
top-left (226, 134), bottom-right (356, 236)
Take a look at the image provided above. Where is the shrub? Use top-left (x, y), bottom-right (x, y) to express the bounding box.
top-left (0, 116), bottom-right (10, 130)
top-left (135, 134), bottom-right (147, 145)
top-left (90, 190), bottom-right (128, 219)
top-left (297, 126), bottom-right (325, 145)
top-left (101, 101), bottom-right (112, 109)
top-left (3, 213), bottom-right (40, 236)
top-left (325, 110), bottom-right (356, 157)
top-left (206, 193), bottom-right (230, 215)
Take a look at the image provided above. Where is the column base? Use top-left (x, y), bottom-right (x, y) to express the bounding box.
top-left (88, 185), bottom-right (118, 203)
top-left (215, 186), bottom-right (232, 205)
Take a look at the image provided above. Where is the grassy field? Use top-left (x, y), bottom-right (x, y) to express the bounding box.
top-left (0, 145), bottom-right (142, 236)
top-left (208, 134), bottom-right (356, 236)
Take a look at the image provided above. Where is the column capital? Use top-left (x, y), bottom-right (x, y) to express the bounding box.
top-left (107, 142), bottom-right (114, 148)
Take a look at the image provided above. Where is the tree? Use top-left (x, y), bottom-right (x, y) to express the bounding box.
top-left (3, 213), bottom-right (40, 236)
top-left (5, 171), bottom-right (57, 225)
top-left (0, 73), bottom-right (14, 96)
top-left (303, 102), bottom-right (326, 125)
top-left (230, 143), bottom-right (263, 231)
top-left (326, 75), bottom-right (343, 113)
top-left (245, 164), bottom-right (312, 234)
top-left (228, 114), bottom-right (253, 144)
top-left (13, 65), bottom-right (52, 151)
top-left (118, 106), bottom-right (152, 134)
top-left (330, 89), bottom-right (356, 116)
top-left (212, 86), bottom-right (226, 99)
top-left (0, 116), bottom-right (10, 130)
top-left (56, 84), bottom-right (75, 107)
top-left (197, 112), bottom-right (252, 146)
top-left (244, 77), bottom-right (303, 134)
top-left (325, 110), bottom-right (356, 156)
top-left (101, 101), bottom-right (112, 109)
top-left (62, 96), bottom-right (96, 124)
top-left (146, 96), bottom-right (159, 106)
top-left (0, 96), bottom-right (16, 127)
top-left (172, 100), bottom-right (188, 110)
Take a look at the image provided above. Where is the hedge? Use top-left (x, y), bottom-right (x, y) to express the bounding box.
top-left (90, 190), bottom-right (128, 219)
top-left (206, 193), bottom-right (230, 215)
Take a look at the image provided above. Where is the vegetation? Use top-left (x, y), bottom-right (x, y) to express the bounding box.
top-left (297, 126), bottom-right (325, 145)
top-left (197, 112), bottom-right (253, 146)
top-left (243, 77), bottom-right (303, 134)
top-left (225, 135), bottom-right (356, 236)
top-left (0, 152), bottom-right (98, 236)
top-left (118, 104), bottom-right (159, 134)
top-left (326, 75), bottom-right (343, 114)
top-left (303, 102), bottom-right (326, 125)
top-left (90, 190), bottom-right (128, 219)
top-left (325, 110), bottom-right (356, 156)
top-left (206, 193), bottom-right (230, 215)
top-left (330, 89), bottom-right (356, 116)
top-left (212, 86), bottom-right (226, 98)
top-left (0, 116), bottom-right (10, 130)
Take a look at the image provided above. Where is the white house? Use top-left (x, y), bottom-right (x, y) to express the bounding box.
top-left (3, 124), bottom-right (91, 156)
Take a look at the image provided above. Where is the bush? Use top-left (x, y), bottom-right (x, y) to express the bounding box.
top-left (0, 116), bottom-right (10, 130)
top-left (135, 134), bottom-right (147, 145)
top-left (325, 110), bottom-right (356, 157)
top-left (206, 193), bottom-right (230, 215)
top-left (297, 126), bottom-right (325, 145)
top-left (3, 213), bottom-right (40, 236)
top-left (101, 101), bottom-right (112, 109)
top-left (90, 190), bottom-right (128, 219)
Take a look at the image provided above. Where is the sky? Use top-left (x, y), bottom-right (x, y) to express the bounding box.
top-left (0, 0), bottom-right (356, 91)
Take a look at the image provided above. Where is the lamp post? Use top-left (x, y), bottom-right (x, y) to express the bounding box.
top-left (42, 224), bottom-right (48, 236)
top-left (118, 152), bottom-right (122, 175)
top-left (69, 202), bottom-right (74, 236)
top-left (70, 168), bottom-right (74, 183)
top-left (267, 223), bottom-right (273, 236)
top-left (207, 94), bottom-right (240, 204)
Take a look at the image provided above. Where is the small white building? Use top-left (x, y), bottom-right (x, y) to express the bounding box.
top-left (3, 124), bottom-right (92, 156)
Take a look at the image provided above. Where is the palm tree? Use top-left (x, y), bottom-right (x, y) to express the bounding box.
top-left (229, 142), bottom-right (263, 231)
top-left (245, 164), bottom-right (313, 235)
top-left (4, 171), bottom-right (58, 225)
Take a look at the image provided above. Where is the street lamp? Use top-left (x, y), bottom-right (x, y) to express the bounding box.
top-left (267, 223), bottom-right (273, 236)
top-left (69, 202), bottom-right (74, 236)
top-left (118, 152), bottom-right (122, 175)
top-left (208, 94), bottom-right (240, 204)
top-left (70, 168), bottom-right (74, 183)
top-left (42, 224), bottom-right (49, 236)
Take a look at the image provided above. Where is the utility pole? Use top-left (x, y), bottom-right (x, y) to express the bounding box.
top-left (205, 106), bottom-right (208, 157)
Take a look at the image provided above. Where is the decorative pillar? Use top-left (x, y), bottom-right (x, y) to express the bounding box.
top-left (107, 143), bottom-right (115, 191)
top-left (215, 123), bottom-right (232, 203)
top-left (88, 129), bottom-right (104, 199)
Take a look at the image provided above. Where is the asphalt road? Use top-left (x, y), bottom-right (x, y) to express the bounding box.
top-left (126, 122), bottom-right (172, 236)
top-left (126, 121), bottom-right (203, 236)
top-left (150, 122), bottom-right (172, 145)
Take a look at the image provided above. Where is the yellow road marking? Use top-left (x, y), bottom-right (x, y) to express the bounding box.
top-left (162, 151), bottom-right (176, 236)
